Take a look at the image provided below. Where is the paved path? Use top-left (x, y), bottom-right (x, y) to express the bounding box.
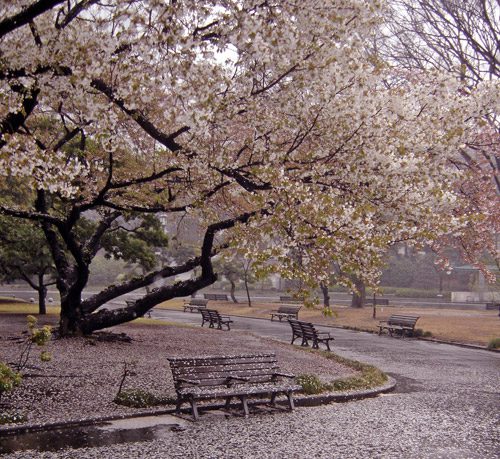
top-left (6, 310), bottom-right (500, 458)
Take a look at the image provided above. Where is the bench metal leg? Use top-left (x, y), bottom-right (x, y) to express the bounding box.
top-left (286, 392), bottom-right (295, 411)
top-left (225, 396), bottom-right (232, 409)
top-left (175, 398), bottom-right (182, 413)
top-left (270, 393), bottom-right (277, 406)
top-left (190, 399), bottom-right (200, 421)
top-left (240, 395), bottom-right (249, 417)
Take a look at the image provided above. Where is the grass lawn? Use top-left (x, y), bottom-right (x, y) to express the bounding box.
top-left (1, 297), bottom-right (498, 347)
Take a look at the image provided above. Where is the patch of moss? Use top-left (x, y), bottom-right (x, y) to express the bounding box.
top-left (0, 411), bottom-right (27, 425)
top-left (298, 349), bottom-right (388, 393)
top-left (114, 389), bottom-right (175, 408)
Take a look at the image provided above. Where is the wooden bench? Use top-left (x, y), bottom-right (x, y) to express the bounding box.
top-left (204, 293), bottom-right (229, 301)
top-left (365, 298), bottom-right (390, 306)
top-left (288, 319), bottom-right (335, 351)
top-left (279, 296), bottom-right (303, 303)
top-left (167, 353), bottom-right (302, 420)
top-left (270, 305), bottom-right (301, 321)
top-left (378, 314), bottom-right (419, 337)
top-left (200, 309), bottom-right (233, 330)
top-left (183, 298), bottom-right (208, 313)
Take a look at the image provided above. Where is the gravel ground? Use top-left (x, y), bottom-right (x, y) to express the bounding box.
top-left (0, 314), bottom-right (356, 430)
top-left (1, 314), bottom-right (499, 458)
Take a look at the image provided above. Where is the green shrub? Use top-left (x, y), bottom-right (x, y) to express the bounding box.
top-left (487, 338), bottom-right (500, 350)
top-left (114, 389), bottom-right (174, 408)
top-left (0, 362), bottom-right (22, 399)
top-left (0, 411), bottom-right (27, 425)
top-left (296, 374), bottom-right (328, 395)
top-left (330, 366), bottom-right (386, 392)
top-left (322, 351), bottom-right (388, 391)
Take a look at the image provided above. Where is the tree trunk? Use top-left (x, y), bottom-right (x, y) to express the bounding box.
top-left (244, 276), bottom-right (252, 307)
top-left (320, 282), bottom-right (330, 308)
top-left (37, 275), bottom-right (47, 315)
top-left (350, 276), bottom-right (366, 308)
top-left (59, 289), bottom-right (86, 336)
top-left (229, 279), bottom-right (238, 303)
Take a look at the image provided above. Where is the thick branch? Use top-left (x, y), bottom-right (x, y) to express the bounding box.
top-left (91, 78), bottom-right (189, 152)
top-left (0, 0), bottom-right (64, 39)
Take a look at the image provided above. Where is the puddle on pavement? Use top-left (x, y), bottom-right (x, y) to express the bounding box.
top-left (385, 373), bottom-right (423, 394)
top-left (0, 414), bottom-right (187, 454)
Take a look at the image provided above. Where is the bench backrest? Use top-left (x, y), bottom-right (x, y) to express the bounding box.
top-left (188, 298), bottom-right (208, 306)
top-left (298, 322), bottom-right (322, 339)
top-left (387, 315), bottom-right (419, 327)
top-left (365, 298), bottom-right (389, 305)
top-left (279, 296), bottom-right (302, 303)
top-left (200, 309), bottom-right (212, 321)
top-left (208, 309), bottom-right (223, 321)
top-left (204, 293), bottom-right (229, 301)
top-left (288, 319), bottom-right (321, 337)
top-left (168, 353), bottom-right (281, 390)
top-left (278, 305), bottom-right (301, 314)
top-left (288, 319), bottom-right (304, 335)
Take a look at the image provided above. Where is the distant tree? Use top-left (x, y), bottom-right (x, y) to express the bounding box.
top-left (378, 0), bottom-right (500, 274)
top-left (0, 217), bottom-right (56, 314)
top-left (215, 255), bottom-right (257, 305)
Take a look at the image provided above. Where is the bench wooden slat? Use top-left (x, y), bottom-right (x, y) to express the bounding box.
top-left (270, 305), bottom-right (301, 321)
top-left (183, 298), bottom-right (208, 313)
top-left (203, 293), bottom-right (229, 301)
top-left (365, 298), bottom-right (390, 305)
top-left (279, 296), bottom-right (303, 303)
top-left (172, 362), bottom-right (280, 375)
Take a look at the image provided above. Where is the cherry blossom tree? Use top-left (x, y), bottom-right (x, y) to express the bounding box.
top-left (0, 0), bottom-right (498, 335)
top-left (377, 0), bottom-right (500, 276)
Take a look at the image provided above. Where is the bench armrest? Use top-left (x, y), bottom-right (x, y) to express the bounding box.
top-left (272, 372), bottom-right (295, 379)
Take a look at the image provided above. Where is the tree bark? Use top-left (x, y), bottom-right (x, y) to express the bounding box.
top-left (320, 282), bottom-right (330, 308)
top-left (229, 279), bottom-right (238, 303)
top-left (37, 274), bottom-right (47, 315)
top-left (350, 276), bottom-right (366, 308)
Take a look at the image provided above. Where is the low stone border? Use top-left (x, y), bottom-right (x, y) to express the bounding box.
top-left (0, 377), bottom-right (396, 436)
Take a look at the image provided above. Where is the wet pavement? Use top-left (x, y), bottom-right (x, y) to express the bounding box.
top-left (0, 415), bottom-right (186, 454)
top-left (2, 310), bottom-right (499, 458)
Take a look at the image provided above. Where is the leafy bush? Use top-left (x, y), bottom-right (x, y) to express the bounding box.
top-left (17, 315), bottom-right (52, 370)
top-left (0, 362), bottom-right (21, 399)
top-left (296, 374), bottom-right (328, 395)
top-left (487, 338), bottom-right (500, 350)
top-left (114, 389), bottom-right (173, 408)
